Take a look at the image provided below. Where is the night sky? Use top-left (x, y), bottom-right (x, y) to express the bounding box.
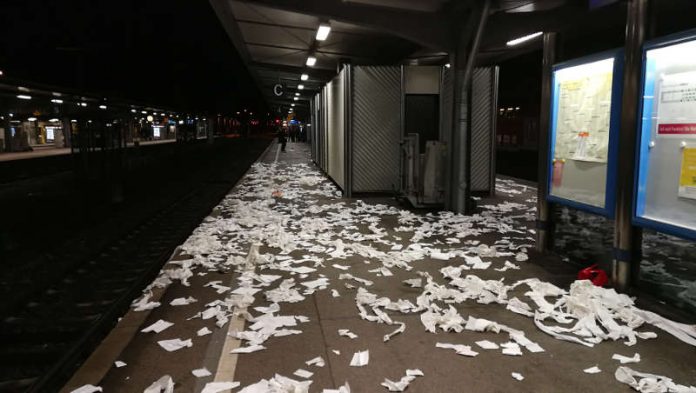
top-left (0, 0), bottom-right (265, 114)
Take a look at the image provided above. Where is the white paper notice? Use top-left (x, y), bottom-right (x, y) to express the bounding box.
top-left (70, 385), bottom-right (102, 393)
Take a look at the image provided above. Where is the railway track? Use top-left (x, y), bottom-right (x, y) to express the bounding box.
top-left (0, 137), bottom-right (271, 392)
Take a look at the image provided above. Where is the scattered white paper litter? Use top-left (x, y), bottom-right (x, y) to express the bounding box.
top-left (615, 366), bottom-right (696, 393)
top-left (293, 369), bottom-right (314, 379)
top-left (201, 381), bottom-right (242, 393)
top-left (322, 382), bottom-right (351, 393)
top-left (231, 344), bottom-right (266, 354)
top-left (435, 342), bottom-right (479, 357)
top-left (612, 353), bottom-right (641, 364)
top-left (114, 360), bottom-right (126, 368)
top-left (157, 338), bottom-right (192, 352)
top-left (143, 375), bottom-right (174, 393)
top-left (349, 350), bottom-right (370, 367)
top-left (192, 368), bottom-right (212, 378)
top-left (70, 385), bottom-right (102, 393)
top-left (511, 372), bottom-right (524, 381)
top-left (306, 356), bottom-right (326, 367)
top-left (475, 340), bottom-right (499, 350)
top-left (197, 327), bottom-right (213, 337)
top-left (141, 319), bottom-right (174, 334)
top-left (584, 366), bottom-right (602, 374)
top-left (381, 369), bottom-right (424, 391)
top-left (170, 296), bottom-right (197, 306)
top-left (338, 329), bottom-right (358, 339)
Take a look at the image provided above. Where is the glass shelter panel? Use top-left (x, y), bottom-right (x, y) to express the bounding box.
top-left (635, 37), bottom-right (696, 238)
top-left (549, 57), bottom-right (617, 212)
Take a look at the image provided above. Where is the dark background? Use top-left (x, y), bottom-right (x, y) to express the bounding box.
top-left (0, 0), bottom-right (266, 114)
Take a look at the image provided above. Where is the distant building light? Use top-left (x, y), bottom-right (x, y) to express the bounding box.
top-left (515, 107), bottom-right (520, 110)
top-left (316, 24), bottom-right (331, 41)
top-left (99, 105), bottom-right (107, 109)
top-left (51, 99), bottom-right (64, 104)
top-left (445, 63), bottom-right (451, 68)
top-left (49, 118), bottom-right (59, 122)
top-left (291, 103), bottom-right (295, 107)
top-left (295, 92), bottom-right (300, 96)
top-left (131, 109), bottom-right (137, 113)
top-left (178, 120), bottom-right (184, 124)
top-left (506, 31), bottom-right (543, 47)
top-left (0, 70), bottom-right (3, 76)
top-left (301, 74), bottom-right (309, 81)
top-left (141, 110), bottom-right (147, 114)
top-left (147, 115), bottom-right (154, 122)
top-left (71, 119), bottom-right (77, 122)
top-left (80, 102), bottom-right (87, 107)
top-left (294, 97), bottom-right (298, 101)
top-left (306, 56), bottom-right (316, 66)
top-left (17, 94), bottom-right (31, 100)
top-left (27, 117), bottom-right (37, 121)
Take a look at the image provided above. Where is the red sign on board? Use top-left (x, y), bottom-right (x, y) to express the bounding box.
top-left (658, 123), bottom-right (696, 135)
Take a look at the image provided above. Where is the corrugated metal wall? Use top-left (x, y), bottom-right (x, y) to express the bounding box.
top-left (351, 66), bottom-right (401, 193)
top-left (470, 67), bottom-right (498, 193)
top-left (327, 71), bottom-right (345, 189)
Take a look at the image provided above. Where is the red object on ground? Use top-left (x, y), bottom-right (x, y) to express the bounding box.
top-left (577, 264), bottom-right (609, 287)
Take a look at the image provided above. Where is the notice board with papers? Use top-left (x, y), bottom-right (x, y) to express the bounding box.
top-left (547, 51), bottom-right (623, 217)
top-left (634, 32), bottom-right (696, 240)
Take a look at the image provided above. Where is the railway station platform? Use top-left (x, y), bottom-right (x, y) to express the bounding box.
top-left (62, 141), bottom-right (696, 393)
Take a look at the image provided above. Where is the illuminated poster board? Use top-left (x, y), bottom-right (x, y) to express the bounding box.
top-left (634, 33), bottom-right (696, 240)
top-left (153, 126), bottom-right (161, 138)
top-left (547, 52), bottom-right (623, 216)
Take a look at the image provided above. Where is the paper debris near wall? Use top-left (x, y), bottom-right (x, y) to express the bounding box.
top-left (192, 368), bottom-right (212, 378)
top-left (293, 369), bottom-right (314, 379)
top-left (114, 360), bottom-right (126, 368)
top-left (70, 385), bottom-right (102, 393)
top-left (306, 356), bottom-right (326, 367)
top-left (511, 372), bottom-right (524, 381)
top-left (141, 319), bottom-right (174, 334)
top-left (381, 369), bottom-right (424, 391)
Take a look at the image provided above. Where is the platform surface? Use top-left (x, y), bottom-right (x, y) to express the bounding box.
top-left (62, 141), bottom-right (696, 393)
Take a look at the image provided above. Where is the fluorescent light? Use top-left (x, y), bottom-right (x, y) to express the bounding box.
top-left (301, 73), bottom-right (309, 81)
top-left (316, 24), bottom-right (331, 41)
top-left (291, 104), bottom-right (295, 107)
top-left (49, 118), bottom-right (59, 122)
top-left (99, 105), bottom-right (107, 109)
top-left (131, 109), bottom-right (137, 113)
top-left (298, 84), bottom-right (304, 90)
top-left (80, 102), bottom-right (87, 107)
top-left (293, 97), bottom-right (298, 101)
top-left (71, 119), bottom-right (77, 122)
top-left (0, 70), bottom-right (3, 76)
top-left (445, 63), bottom-right (451, 68)
top-left (17, 94), bottom-right (31, 100)
top-left (51, 99), bottom-right (63, 104)
top-left (306, 56), bottom-right (316, 66)
top-left (506, 31), bottom-right (543, 46)
top-left (27, 117), bottom-right (37, 121)
top-left (295, 92), bottom-right (300, 96)
top-left (141, 110), bottom-right (147, 114)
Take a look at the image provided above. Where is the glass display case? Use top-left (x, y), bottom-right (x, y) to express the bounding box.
top-left (547, 51), bottom-right (624, 217)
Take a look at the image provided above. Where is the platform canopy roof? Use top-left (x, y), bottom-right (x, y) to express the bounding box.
top-left (210, 0), bottom-right (629, 115)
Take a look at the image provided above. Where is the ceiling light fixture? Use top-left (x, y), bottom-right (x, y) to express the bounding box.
top-left (306, 56), bottom-right (316, 67)
top-left (298, 84), bottom-right (304, 90)
top-left (506, 31), bottom-right (543, 46)
top-left (51, 99), bottom-right (63, 104)
top-left (293, 97), bottom-right (298, 101)
top-left (295, 92), bottom-right (300, 96)
top-left (316, 24), bottom-right (331, 41)
top-left (300, 73), bottom-right (309, 81)
top-left (17, 94), bottom-right (31, 100)
top-left (99, 105), bottom-right (107, 109)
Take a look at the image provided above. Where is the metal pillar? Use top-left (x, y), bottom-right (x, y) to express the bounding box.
top-left (446, 0), bottom-right (490, 213)
top-left (613, 0), bottom-right (648, 291)
top-left (536, 32), bottom-right (557, 252)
